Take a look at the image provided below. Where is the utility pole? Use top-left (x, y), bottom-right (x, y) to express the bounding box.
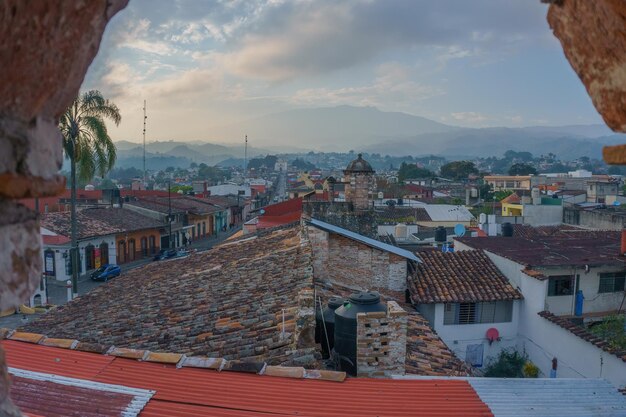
top-left (143, 100), bottom-right (147, 188)
top-left (168, 180), bottom-right (173, 249)
top-left (244, 134), bottom-right (248, 180)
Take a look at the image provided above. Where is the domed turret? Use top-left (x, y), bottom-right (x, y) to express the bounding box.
top-left (345, 153), bottom-right (374, 173)
top-left (343, 153), bottom-right (374, 210)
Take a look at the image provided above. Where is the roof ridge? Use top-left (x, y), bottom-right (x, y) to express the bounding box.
top-left (0, 328), bottom-right (346, 382)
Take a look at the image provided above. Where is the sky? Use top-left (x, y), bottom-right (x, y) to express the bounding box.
top-left (83, 0), bottom-right (604, 144)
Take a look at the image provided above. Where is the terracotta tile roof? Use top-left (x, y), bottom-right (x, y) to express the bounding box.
top-left (2, 339), bottom-right (493, 417)
top-left (511, 224), bottom-right (586, 239)
top-left (126, 196), bottom-right (223, 215)
top-left (22, 228), bottom-right (318, 366)
top-left (404, 309), bottom-right (473, 376)
top-left (500, 193), bottom-right (521, 204)
top-left (538, 311), bottom-right (626, 363)
top-left (456, 231), bottom-right (626, 268)
top-left (41, 234), bottom-right (70, 245)
top-left (409, 250), bottom-right (522, 304)
top-left (40, 207), bottom-right (161, 240)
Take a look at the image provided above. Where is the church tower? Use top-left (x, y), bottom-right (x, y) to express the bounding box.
top-left (344, 153), bottom-right (375, 211)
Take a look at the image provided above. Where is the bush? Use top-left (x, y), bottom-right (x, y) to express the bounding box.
top-left (523, 362), bottom-right (540, 378)
top-left (590, 314), bottom-right (626, 350)
top-left (483, 349), bottom-right (527, 378)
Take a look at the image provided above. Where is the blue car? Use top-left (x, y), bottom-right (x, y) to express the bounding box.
top-left (90, 264), bottom-right (121, 281)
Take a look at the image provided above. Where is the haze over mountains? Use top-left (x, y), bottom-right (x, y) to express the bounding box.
top-left (113, 105), bottom-right (624, 169)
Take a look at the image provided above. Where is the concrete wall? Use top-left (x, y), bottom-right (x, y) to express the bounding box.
top-left (308, 225), bottom-right (407, 292)
top-left (523, 204), bottom-right (563, 226)
top-left (563, 206), bottom-right (626, 230)
top-left (428, 302), bottom-right (520, 367)
top-left (43, 235), bottom-right (117, 282)
top-left (463, 246), bottom-right (626, 387)
top-left (356, 301), bottom-right (407, 377)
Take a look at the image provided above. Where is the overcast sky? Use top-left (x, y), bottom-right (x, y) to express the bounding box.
top-left (83, 0), bottom-right (603, 144)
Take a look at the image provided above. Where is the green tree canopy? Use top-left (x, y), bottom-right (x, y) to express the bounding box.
top-left (398, 162), bottom-right (433, 182)
top-left (508, 163), bottom-right (538, 176)
top-left (59, 90), bottom-right (121, 182)
top-left (440, 161), bottom-right (478, 180)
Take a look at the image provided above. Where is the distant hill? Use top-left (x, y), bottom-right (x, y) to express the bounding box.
top-left (113, 106), bottom-right (626, 162)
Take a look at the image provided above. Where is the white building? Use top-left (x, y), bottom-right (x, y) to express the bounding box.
top-left (409, 250), bottom-right (522, 367)
top-left (455, 229), bottom-right (626, 388)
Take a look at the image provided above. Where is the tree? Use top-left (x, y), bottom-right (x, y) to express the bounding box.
top-left (59, 90), bottom-right (121, 296)
top-left (508, 163), bottom-right (537, 176)
top-left (440, 161), bottom-right (478, 180)
top-left (398, 162), bottom-right (433, 182)
top-left (608, 166), bottom-right (624, 175)
top-left (96, 178), bottom-right (117, 190)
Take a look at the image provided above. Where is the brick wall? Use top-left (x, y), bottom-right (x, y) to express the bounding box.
top-left (356, 301), bottom-right (407, 377)
top-left (308, 226), bottom-right (407, 293)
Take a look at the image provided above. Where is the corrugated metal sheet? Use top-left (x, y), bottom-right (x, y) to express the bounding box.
top-left (10, 368), bottom-right (154, 417)
top-left (423, 205), bottom-right (474, 222)
top-left (308, 218), bottom-right (421, 262)
top-left (467, 378), bottom-right (626, 417)
top-left (2, 340), bottom-right (113, 379)
top-left (95, 359), bottom-right (491, 417)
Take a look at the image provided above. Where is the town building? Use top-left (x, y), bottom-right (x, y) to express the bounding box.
top-left (500, 190), bottom-right (563, 226)
top-left (455, 227), bottom-right (626, 387)
top-left (343, 153), bottom-right (375, 210)
top-left (483, 175), bottom-right (534, 192)
top-left (409, 250), bottom-right (523, 367)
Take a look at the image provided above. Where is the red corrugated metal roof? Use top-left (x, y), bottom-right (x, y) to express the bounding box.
top-left (2, 340), bottom-right (113, 379)
top-left (257, 212), bottom-right (302, 229)
top-left (4, 340), bottom-right (492, 417)
top-left (95, 359), bottom-right (491, 417)
top-left (11, 376), bottom-right (135, 417)
top-left (262, 198), bottom-right (302, 216)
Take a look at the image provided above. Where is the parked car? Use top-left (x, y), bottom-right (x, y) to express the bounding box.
top-left (153, 248), bottom-right (176, 261)
top-left (90, 264), bottom-right (121, 282)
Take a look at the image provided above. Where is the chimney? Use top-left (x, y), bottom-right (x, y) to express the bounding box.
top-left (621, 229), bottom-right (626, 256)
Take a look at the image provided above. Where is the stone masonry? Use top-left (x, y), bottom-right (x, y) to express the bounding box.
top-left (0, 2), bottom-right (128, 415)
top-left (356, 301), bottom-right (408, 378)
top-left (308, 225), bottom-right (407, 293)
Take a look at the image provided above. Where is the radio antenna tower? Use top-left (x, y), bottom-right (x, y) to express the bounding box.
top-left (143, 100), bottom-right (147, 187)
top-left (244, 134), bottom-right (248, 180)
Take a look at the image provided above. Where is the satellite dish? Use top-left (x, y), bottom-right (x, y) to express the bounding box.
top-left (454, 224), bottom-right (466, 237)
top-left (259, 209), bottom-right (266, 215)
top-left (613, 200), bottom-right (621, 206)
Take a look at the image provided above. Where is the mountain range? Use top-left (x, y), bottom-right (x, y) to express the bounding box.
top-left (112, 105), bottom-right (625, 169)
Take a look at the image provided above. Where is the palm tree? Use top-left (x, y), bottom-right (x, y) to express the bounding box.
top-left (59, 90), bottom-right (121, 296)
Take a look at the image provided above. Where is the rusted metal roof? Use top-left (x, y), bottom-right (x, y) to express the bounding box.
top-left (9, 368), bottom-right (154, 417)
top-left (4, 340), bottom-right (493, 417)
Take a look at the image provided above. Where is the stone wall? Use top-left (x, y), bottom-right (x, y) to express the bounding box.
top-left (356, 301), bottom-right (407, 378)
top-left (345, 173), bottom-right (373, 211)
top-left (563, 206), bottom-right (626, 230)
top-left (308, 226), bottom-right (408, 293)
top-left (303, 201), bottom-right (378, 238)
top-left (0, 2), bottom-right (128, 415)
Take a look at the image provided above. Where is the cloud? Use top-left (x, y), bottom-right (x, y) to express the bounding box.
top-left (451, 112), bottom-right (489, 123)
top-left (114, 19), bottom-right (174, 56)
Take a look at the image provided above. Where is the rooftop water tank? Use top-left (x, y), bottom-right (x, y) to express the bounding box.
top-left (333, 291), bottom-right (387, 376)
top-left (434, 226), bottom-right (447, 243)
top-left (502, 222), bottom-right (514, 237)
top-left (315, 296), bottom-right (345, 359)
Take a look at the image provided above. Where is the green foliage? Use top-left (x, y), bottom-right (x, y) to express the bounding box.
top-left (523, 362), bottom-right (540, 378)
top-left (59, 90), bottom-right (121, 182)
top-left (483, 349), bottom-right (527, 378)
top-left (197, 164), bottom-right (229, 183)
top-left (495, 190), bottom-right (514, 201)
top-left (608, 166), bottom-right (624, 175)
top-left (508, 163), bottom-right (537, 176)
top-left (171, 185), bottom-right (193, 194)
top-left (440, 161), bottom-right (478, 180)
top-left (504, 150), bottom-right (533, 162)
top-left (590, 314), bottom-right (626, 350)
top-left (398, 162), bottom-right (433, 182)
top-left (96, 178), bottom-right (117, 190)
top-left (248, 155), bottom-right (278, 171)
top-left (291, 158), bottom-right (315, 171)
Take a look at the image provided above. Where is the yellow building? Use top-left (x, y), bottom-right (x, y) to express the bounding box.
top-left (500, 193), bottom-right (523, 216)
top-left (484, 175), bottom-right (532, 192)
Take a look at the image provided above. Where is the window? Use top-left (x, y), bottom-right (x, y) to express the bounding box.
top-left (599, 272), bottom-right (626, 293)
top-left (443, 301), bottom-right (513, 325)
top-left (141, 237), bottom-right (148, 257)
top-left (548, 275), bottom-right (574, 296)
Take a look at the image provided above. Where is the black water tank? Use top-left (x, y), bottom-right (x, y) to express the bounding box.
top-left (502, 222), bottom-right (514, 237)
top-left (315, 296), bottom-right (344, 359)
top-left (333, 291), bottom-right (387, 376)
top-left (434, 226), bottom-right (447, 243)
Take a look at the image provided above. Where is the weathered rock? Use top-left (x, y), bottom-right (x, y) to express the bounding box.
top-left (547, 0), bottom-right (626, 133)
top-left (0, 1), bottom-right (128, 413)
top-left (547, 0), bottom-right (626, 164)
